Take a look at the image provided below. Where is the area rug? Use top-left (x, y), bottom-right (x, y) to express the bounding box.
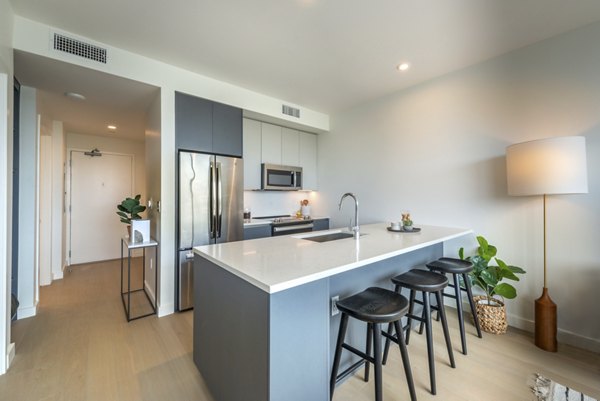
top-left (531, 373), bottom-right (597, 401)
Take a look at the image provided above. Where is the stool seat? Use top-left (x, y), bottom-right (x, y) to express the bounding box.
top-left (391, 270), bottom-right (448, 293)
top-left (426, 257), bottom-right (473, 274)
top-left (337, 287), bottom-right (409, 324)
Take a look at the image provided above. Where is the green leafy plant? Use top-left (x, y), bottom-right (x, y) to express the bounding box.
top-left (459, 236), bottom-right (526, 304)
top-left (116, 194), bottom-right (146, 225)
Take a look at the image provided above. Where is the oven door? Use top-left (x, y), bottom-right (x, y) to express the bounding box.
top-left (271, 223), bottom-right (314, 236)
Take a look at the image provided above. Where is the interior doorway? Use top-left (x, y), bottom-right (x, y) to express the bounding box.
top-left (67, 149), bottom-right (134, 265)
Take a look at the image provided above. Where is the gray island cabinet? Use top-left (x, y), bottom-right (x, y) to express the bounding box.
top-left (193, 223), bottom-right (471, 401)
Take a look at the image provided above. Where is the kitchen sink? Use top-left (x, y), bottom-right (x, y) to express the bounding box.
top-left (302, 232), bottom-right (356, 243)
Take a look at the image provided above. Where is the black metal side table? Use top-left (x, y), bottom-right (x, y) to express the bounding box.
top-left (120, 237), bottom-right (159, 322)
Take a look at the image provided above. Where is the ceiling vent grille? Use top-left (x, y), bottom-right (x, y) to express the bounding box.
top-left (282, 104), bottom-right (300, 118)
top-left (53, 33), bottom-right (107, 64)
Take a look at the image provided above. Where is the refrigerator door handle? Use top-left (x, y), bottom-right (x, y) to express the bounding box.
top-left (216, 162), bottom-right (223, 237)
top-left (209, 161), bottom-right (217, 238)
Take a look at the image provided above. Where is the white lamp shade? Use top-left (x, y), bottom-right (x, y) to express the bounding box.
top-left (506, 136), bottom-right (588, 196)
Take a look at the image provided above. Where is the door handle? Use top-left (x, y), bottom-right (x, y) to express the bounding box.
top-left (209, 161), bottom-right (217, 238)
top-left (216, 162), bottom-right (223, 238)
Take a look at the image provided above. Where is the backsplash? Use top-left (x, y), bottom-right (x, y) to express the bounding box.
top-left (244, 191), bottom-right (321, 217)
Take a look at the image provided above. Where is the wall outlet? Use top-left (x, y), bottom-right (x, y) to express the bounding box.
top-left (331, 296), bottom-right (339, 316)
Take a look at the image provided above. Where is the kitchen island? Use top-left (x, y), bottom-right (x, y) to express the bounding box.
top-left (193, 223), bottom-right (471, 401)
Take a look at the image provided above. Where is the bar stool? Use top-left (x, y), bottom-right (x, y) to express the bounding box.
top-left (330, 287), bottom-right (417, 401)
top-left (382, 270), bottom-right (455, 395)
top-left (426, 257), bottom-right (482, 355)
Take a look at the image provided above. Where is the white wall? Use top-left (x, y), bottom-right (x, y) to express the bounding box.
top-left (144, 92), bottom-right (161, 304)
top-left (319, 22), bottom-right (600, 352)
top-left (51, 121), bottom-right (65, 280)
top-left (17, 86), bottom-right (38, 320)
top-left (38, 124), bottom-right (52, 287)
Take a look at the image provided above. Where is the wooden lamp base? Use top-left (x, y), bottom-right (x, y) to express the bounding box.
top-left (534, 287), bottom-right (557, 352)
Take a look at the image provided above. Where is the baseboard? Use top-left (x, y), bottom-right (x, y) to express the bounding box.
top-left (6, 342), bottom-right (15, 370)
top-left (17, 305), bottom-right (37, 320)
top-left (508, 313), bottom-right (600, 354)
top-left (52, 270), bottom-right (63, 280)
top-left (158, 302), bottom-right (174, 317)
top-left (144, 280), bottom-right (156, 305)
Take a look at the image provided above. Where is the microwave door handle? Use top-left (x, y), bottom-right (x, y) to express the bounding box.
top-left (209, 161), bottom-right (216, 238)
top-left (291, 171), bottom-right (296, 188)
top-left (216, 162), bottom-right (222, 238)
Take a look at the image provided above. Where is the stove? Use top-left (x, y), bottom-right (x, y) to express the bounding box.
top-left (254, 215), bottom-right (314, 236)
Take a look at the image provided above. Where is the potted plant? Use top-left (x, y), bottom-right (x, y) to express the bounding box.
top-left (116, 194), bottom-right (146, 236)
top-left (459, 235), bottom-right (526, 334)
top-left (401, 213), bottom-right (413, 231)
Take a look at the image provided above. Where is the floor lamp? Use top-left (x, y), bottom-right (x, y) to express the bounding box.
top-left (506, 136), bottom-right (588, 352)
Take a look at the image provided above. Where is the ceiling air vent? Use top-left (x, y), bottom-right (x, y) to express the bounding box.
top-left (282, 104), bottom-right (300, 118)
top-left (53, 33), bottom-right (107, 64)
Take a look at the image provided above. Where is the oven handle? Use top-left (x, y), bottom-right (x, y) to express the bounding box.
top-left (272, 223), bottom-right (314, 233)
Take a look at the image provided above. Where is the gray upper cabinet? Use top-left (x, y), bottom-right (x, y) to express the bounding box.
top-left (175, 92), bottom-right (212, 152)
top-left (213, 102), bottom-right (242, 157)
top-left (175, 92), bottom-right (242, 157)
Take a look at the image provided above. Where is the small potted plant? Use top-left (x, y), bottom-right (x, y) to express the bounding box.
top-left (401, 213), bottom-right (413, 231)
top-left (116, 194), bottom-right (146, 236)
top-left (459, 235), bottom-right (526, 334)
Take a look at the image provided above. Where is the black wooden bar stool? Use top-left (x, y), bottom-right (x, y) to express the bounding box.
top-left (426, 257), bottom-right (482, 355)
top-left (330, 287), bottom-right (417, 401)
top-left (382, 270), bottom-right (455, 395)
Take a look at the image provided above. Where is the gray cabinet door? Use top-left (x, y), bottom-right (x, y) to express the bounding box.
top-left (213, 102), bottom-right (242, 157)
top-left (313, 218), bottom-right (329, 231)
top-left (175, 92), bottom-right (213, 152)
top-left (244, 225), bottom-right (271, 240)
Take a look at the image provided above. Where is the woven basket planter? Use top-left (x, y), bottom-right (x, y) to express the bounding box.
top-left (474, 295), bottom-right (508, 334)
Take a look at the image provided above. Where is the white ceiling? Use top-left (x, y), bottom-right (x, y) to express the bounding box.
top-left (10, 0), bottom-right (600, 113)
top-left (14, 51), bottom-right (159, 141)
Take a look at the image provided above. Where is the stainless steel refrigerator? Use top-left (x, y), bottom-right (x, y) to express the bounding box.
top-left (177, 151), bottom-right (243, 311)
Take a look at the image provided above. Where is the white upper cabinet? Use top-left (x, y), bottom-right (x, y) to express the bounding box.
top-left (243, 119), bottom-right (318, 191)
top-left (281, 128), bottom-right (299, 167)
top-left (261, 123), bottom-right (282, 164)
top-left (243, 118), bottom-right (262, 190)
top-left (299, 132), bottom-right (318, 190)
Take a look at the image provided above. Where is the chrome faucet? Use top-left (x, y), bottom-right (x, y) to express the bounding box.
top-left (338, 192), bottom-right (360, 239)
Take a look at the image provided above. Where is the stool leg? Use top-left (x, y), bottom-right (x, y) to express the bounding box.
top-left (382, 321), bottom-right (393, 365)
top-left (418, 291), bottom-right (429, 334)
top-left (452, 273), bottom-right (468, 355)
top-left (423, 292), bottom-right (436, 395)
top-left (394, 320), bottom-right (417, 401)
top-left (436, 290), bottom-right (456, 368)
top-left (405, 289), bottom-right (416, 345)
top-left (365, 323), bottom-right (373, 382)
top-left (383, 284), bottom-right (402, 364)
top-left (330, 313), bottom-right (349, 400)
top-left (463, 273), bottom-right (483, 338)
top-left (373, 323), bottom-right (383, 401)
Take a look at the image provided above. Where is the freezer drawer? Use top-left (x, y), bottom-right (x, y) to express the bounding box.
top-left (178, 250), bottom-right (195, 311)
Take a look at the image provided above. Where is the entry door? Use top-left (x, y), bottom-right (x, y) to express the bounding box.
top-left (69, 151), bottom-right (133, 265)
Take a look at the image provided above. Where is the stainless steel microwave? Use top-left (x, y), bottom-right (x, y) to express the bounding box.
top-left (261, 164), bottom-right (302, 190)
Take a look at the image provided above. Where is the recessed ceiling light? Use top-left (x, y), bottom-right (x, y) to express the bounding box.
top-left (107, 125), bottom-right (117, 130)
top-left (397, 62), bottom-right (411, 72)
top-left (64, 92), bottom-right (86, 101)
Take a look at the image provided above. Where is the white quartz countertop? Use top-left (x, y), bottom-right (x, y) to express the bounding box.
top-left (194, 223), bottom-right (472, 294)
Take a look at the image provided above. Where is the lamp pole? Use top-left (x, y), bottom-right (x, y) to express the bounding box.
top-left (535, 193), bottom-right (557, 352)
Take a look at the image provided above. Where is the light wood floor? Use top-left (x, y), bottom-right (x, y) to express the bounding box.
top-left (0, 259), bottom-right (598, 401)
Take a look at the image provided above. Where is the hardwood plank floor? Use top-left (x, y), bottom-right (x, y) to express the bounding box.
top-left (0, 259), bottom-right (598, 401)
